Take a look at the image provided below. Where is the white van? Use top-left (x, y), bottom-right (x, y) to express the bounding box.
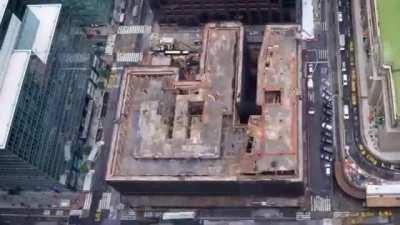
top-left (343, 104), bottom-right (349, 119)
top-left (307, 78), bottom-right (314, 89)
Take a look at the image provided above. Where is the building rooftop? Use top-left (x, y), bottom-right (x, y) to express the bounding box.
top-left (244, 25), bottom-right (300, 174)
top-left (0, 4), bottom-right (61, 149)
top-left (0, 0), bottom-right (8, 24)
top-left (0, 50), bottom-right (30, 148)
top-left (107, 23), bottom-right (302, 184)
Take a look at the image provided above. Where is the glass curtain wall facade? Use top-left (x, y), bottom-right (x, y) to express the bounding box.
top-left (0, 0), bottom-right (106, 191)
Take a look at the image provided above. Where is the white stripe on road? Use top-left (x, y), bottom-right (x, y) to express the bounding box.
top-left (98, 192), bottom-right (112, 210)
top-left (117, 25), bottom-right (151, 34)
top-left (296, 211), bottom-right (311, 221)
top-left (317, 49), bottom-right (328, 60)
top-left (83, 192), bottom-right (93, 210)
top-left (116, 52), bottom-right (143, 63)
top-left (105, 34), bottom-right (117, 55)
top-left (311, 195), bottom-right (331, 212)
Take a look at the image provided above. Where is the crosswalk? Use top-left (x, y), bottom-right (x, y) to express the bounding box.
top-left (319, 21), bottom-right (327, 31)
top-left (105, 34), bottom-right (117, 55)
top-left (317, 49), bottom-right (328, 60)
top-left (311, 195), bottom-right (331, 212)
top-left (83, 192), bottom-right (93, 210)
top-left (59, 53), bottom-right (91, 64)
top-left (117, 25), bottom-right (151, 34)
top-left (98, 192), bottom-right (112, 210)
top-left (333, 211), bottom-right (352, 218)
top-left (116, 52), bottom-right (143, 63)
top-left (120, 210), bottom-right (137, 221)
top-left (296, 211), bottom-right (311, 221)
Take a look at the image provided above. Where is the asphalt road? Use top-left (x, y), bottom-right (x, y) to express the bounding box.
top-left (304, 0), bottom-right (335, 198)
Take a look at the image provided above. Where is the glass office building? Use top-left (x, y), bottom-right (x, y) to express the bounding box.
top-left (0, 0), bottom-right (105, 191)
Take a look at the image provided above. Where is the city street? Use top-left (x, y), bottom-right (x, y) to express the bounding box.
top-left (304, 0), bottom-right (335, 210)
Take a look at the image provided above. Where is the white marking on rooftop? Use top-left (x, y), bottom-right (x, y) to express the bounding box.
top-left (302, 0), bottom-right (315, 40)
top-left (0, 50), bottom-right (31, 149)
top-left (0, 0), bottom-right (9, 24)
top-left (26, 4), bottom-right (61, 63)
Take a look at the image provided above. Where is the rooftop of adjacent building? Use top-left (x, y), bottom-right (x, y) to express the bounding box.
top-left (107, 22), bottom-right (301, 182)
top-left (244, 24), bottom-right (300, 174)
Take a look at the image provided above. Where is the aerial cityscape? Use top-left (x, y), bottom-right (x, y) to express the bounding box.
top-left (0, 0), bottom-right (399, 225)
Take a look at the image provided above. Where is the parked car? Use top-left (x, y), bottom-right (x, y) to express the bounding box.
top-left (342, 61), bottom-right (347, 72)
top-left (322, 137), bottom-right (334, 145)
top-left (337, 11), bottom-right (343, 22)
top-left (324, 102), bottom-right (333, 109)
top-left (321, 122), bottom-right (333, 131)
top-left (321, 153), bottom-right (334, 162)
top-left (324, 116), bottom-right (333, 123)
top-left (323, 88), bottom-right (332, 96)
top-left (323, 108), bottom-right (333, 116)
top-left (307, 78), bottom-right (314, 89)
top-left (325, 163), bottom-right (331, 176)
top-left (343, 74), bottom-right (348, 86)
top-left (322, 131), bottom-right (333, 138)
top-left (322, 145), bottom-right (334, 153)
top-left (308, 63), bottom-right (314, 74)
top-left (308, 106), bottom-right (316, 115)
top-left (343, 104), bottom-right (350, 119)
top-left (322, 92), bottom-right (331, 101)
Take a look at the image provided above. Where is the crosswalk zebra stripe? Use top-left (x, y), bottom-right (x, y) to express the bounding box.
top-left (320, 21), bottom-right (327, 31)
top-left (116, 52), bottom-right (143, 62)
top-left (296, 212), bottom-right (311, 221)
top-left (83, 193), bottom-right (92, 210)
top-left (117, 25), bottom-right (151, 34)
top-left (98, 192), bottom-right (112, 210)
top-left (317, 49), bottom-right (328, 60)
top-left (311, 195), bottom-right (331, 212)
top-left (105, 34), bottom-right (117, 55)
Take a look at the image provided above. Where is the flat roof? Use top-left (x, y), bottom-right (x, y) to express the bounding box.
top-left (107, 23), bottom-right (302, 183)
top-left (107, 23), bottom-right (244, 180)
top-left (301, 0), bottom-right (314, 40)
top-left (26, 4), bottom-right (61, 63)
top-left (0, 50), bottom-right (31, 149)
top-left (0, 4), bottom-right (61, 149)
top-left (0, 0), bottom-right (8, 24)
top-left (245, 25), bottom-right (299, 173)
top-left (367, 184), bottom-right (400, 195)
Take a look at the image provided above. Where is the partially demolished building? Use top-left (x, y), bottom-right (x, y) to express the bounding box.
top-left (106, 22), bottom-right (303, 207)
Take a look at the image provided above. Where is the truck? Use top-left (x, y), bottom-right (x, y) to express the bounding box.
top-left (339, 34), bottom-right (345, 50)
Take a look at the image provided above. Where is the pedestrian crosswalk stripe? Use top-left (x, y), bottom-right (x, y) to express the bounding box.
top-left (311, 195), bottom-right (331, 212)
top-left (83, 192), bottom-right (93, 210)
top-left (296, 211), bottom-right (311, 220)
top-left (117, 25), bottom-right (151, 34)
top-left (105, 34), bottom-right (117, 55)
top-left (98, 192), bottom-right (112, 210)
top-left (320, 21), bottom-right (327, 31)
top-left (116, 52), bottom-right (143, 63)
top-left (317, 49), bottom-right (328, 60)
